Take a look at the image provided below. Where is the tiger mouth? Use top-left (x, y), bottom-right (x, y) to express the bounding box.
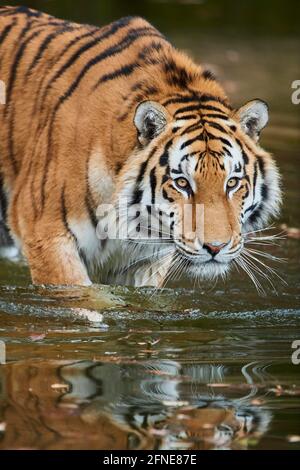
top-left (175, 246), bottom-right (228, 264)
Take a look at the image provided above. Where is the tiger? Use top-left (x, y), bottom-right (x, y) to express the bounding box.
top-left (0, 6), bottom-right (281, 287)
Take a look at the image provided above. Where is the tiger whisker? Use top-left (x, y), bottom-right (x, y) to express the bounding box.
top-left (240, 253), bottom-right (277, 292)
top-left (171, 252), bottom-right (186, 282)
top-left (245, 233), bottom-right (285, 242)
top-left (125, 239), bottom-right (174, 245)
top-left (121, 247), bottom-right (174, 275)
top-left (161, 252), bottom-right (186, 288)
top-left (244, 240), bottom-right (281, 247)
top-left (242, 224), bottom-right (276, 236)
top-left (234, 257), bottom-right (266, 296)
top-left (158, 251), bottom-right (180, 288)
top-left (245, 247), bottom-right (286, 263)
top-left (242, 249), bottom-right (287, 286)
top-left (140, 251), bottom-right (175, 291)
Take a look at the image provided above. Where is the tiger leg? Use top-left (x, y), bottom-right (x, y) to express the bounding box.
top-left (22, 232), bottom-right (92, 286)
top-left (9, 184), bottom-right (92, 286)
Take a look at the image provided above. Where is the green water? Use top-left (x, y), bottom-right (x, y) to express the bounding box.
top-left (0, 0), bottom-right (299, 450)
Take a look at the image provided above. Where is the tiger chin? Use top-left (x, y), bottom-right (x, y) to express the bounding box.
top-left (0, 7), bottom-right (281, 288)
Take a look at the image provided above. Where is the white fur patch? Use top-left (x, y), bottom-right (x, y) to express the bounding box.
top-left (68, 218), bottom-right (101, 265)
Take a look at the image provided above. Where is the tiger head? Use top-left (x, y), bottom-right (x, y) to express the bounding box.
top-left (114, 94), bottom-right (281, 283)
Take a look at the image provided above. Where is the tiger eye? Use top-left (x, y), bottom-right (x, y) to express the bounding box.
top-left (175, 177), bottom-right (190, 189)
top-left (227, 177), bottom-right (239, 190)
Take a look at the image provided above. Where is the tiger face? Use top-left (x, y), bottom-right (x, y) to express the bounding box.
top-left (116, 95), bottom-right (281, 283)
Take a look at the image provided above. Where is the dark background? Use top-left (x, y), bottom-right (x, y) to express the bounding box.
top-left (1, 0), bottom-right (300, 36)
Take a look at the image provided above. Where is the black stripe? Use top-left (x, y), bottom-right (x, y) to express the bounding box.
top-left (180, 134), bottom-right (204, 150)
top-left (138, 40), bottom-right (163, 60)
top-left (162, 188), bottom-right (174, 202)
top-left (247, 206), bottom-right (262, 226)
top-left (159, 140), bottom-right (173, 166)
top-left (261, 183), bottom-right (268, 200)
top-left (131, 146), bottom-right (159, 208)
top-left (53, 26), bottom-right (98, 64)
top-left (59, 25), bottom-right (155, 94)
top-left (5, 22), bottom-right (46, 112)
top-left (202, 131), bottom-right (231, 146)
top-left (218, 136), bottom-right (232, 148)
top-left (85, 193), bottom-right (98, 229)
top-left (25, 25), bottom-right (76, 78)
top-left (181, 151), bottom-right (200, 162)
top-left (199, 104), bottom-right (229, 113)
top-left (171, 166), bottom-right (182, 175)
top-left (115, 162), bottom-right (123, 173)
top-left (61, 185), bottom-right (78, 242)
top-left (33, 26), bottom-right (99, 116)
top-left (234, 162), bottom-right (242, 173)
top-left (137, 159), bottom-right (150, 183)
top-left (236, 138), bottom-right (250, 164)
top-left (202, 113), bottom-right (229, 120)
top-left (163, 92), bottom-right (228, 108)
top-left (164, 61), bottom-right (194, 88)
top-left (200, 93), bottom-right (231, 108)
top-left (253, 160), bottom-right (258, 200)
top-left (41, 16), bottom-right (134, 101)
top-left (6, 25), bottom-right (46, 172)
top-left (130, 81), bottom-right (144, 92)
top-left (180, 121), bottom-right (202, 136)
top-left (256, 156), bottom-right (268, 201)
top-left (4, 20), bottom-right (33, 112)
top-left (136, 145), bottom-right (158, 185)
top-left (257, 155), bottom-right (266, 177)
top-left (131, 188), bottom-right (143, 205)
top-left (174, 104), bottom-right (224, 118)
top-left (204, 121), bottom-right (227, 133)
top-left (202, 69), bottom-right (216, 81)
top-left (149, 167), bottom-right (157, 204)
top-left (245, 202), bottom-right (258, 214)
top-left (175, 114), bottom-right (198, 121)
top-left (0, 18), bottom-right (17, 45)
top-left (56, 27), bottom-right (161, 109)
top-left (0, 173), bottom-right (8, 222)
top-left (162, 94), bottom-right (198, 107)
top-left (162, 172), bottom-right (169, 183)
top-left (94, 62), bottom-right (138, 87)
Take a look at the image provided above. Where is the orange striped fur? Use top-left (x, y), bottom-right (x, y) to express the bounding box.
top-left (0, 6), bottom-right (281, 286)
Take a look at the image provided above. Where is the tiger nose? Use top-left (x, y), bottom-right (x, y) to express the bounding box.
top-left (203, 241), bottom-right (228, 256)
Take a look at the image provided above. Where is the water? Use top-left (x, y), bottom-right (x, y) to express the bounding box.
top-left (0, 0), bottom-right (300, 450)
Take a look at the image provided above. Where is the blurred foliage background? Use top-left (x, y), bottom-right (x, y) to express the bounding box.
top-left (1, 0), bottom-right (300, 36)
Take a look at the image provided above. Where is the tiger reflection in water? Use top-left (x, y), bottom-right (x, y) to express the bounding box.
top-left (56, 360), bottom-right (271, 450)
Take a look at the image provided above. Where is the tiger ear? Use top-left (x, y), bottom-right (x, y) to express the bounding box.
top-left (134, 101), bottom-right (168, 146)
top-left (235, 99), bottom-right (269, 142)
